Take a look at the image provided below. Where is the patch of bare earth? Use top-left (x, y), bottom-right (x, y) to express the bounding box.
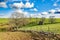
top-left (0, 32), bottom-right (33, 40)
top-left (0, 31), bottom-right (60, 40)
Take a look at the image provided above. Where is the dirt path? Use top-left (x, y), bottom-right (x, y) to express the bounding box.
top-left (0, 31), bottom-right (60, 40)
top-left (0, 32), bottom-right (32, 40)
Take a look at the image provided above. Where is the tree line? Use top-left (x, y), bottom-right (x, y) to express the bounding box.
top-left (8, 11), bottom-right (56, 31)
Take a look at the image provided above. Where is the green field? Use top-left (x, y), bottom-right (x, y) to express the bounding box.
top-left (0, 18), bottom-right (9, 23)
top-left (0, 18), bottom-right (60, 34)
top-left (20, 23), bottom-right (60, 34)
top-left (19, 18), bottom-right (60, 34)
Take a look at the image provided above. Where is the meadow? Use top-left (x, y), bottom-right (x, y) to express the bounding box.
top-left (0, 18), bottom-right (60, 40)
top-left (19, 18), bottom-right (60, 34)
top-left (20, 23), bottom-right (60, 34)
top-left (0, 18), bottom-right (60, 34)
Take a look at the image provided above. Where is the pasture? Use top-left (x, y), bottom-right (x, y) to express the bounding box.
top-left (0, 18), bottom-right (60, 40)
top-left (20, 23), bottom-right (60, 34)
top-left (0, 18), bottom-right (60, 34)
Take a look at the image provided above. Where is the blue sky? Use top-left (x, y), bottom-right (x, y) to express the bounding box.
top-left (0, 0), bottom-right (60, 18)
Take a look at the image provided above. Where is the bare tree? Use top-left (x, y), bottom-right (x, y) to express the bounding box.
top-left (38, 13), bottom-right (46, 25)
top-left (9, 12), bottom-right (28, 30)
top-left (49, 16), bottom-right (55, 24)
top-left (38, 17), bottom-right (45, 25)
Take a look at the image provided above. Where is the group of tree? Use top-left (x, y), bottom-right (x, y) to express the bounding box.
top-left (8, 11), bottom-right (56, 31)
top-left (38, 16), bottom-right (55, 25)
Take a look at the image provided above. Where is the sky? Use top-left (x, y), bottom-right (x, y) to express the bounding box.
top-left (0, 0), bottom-right (60, 18)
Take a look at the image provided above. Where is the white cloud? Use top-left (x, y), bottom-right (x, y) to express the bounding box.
top-left (46, 14), bottom-right (60, 18)
top-left (54, 14), bottom-right (60, 18)
top-left (0, 2), bottom-right (7, 8)
top-left (53, 0), bottom-right (60, 7)
top-left (15, 9), bottom-right (23, 13)
top-left (10, 0), bottom-right (29, 1)
top-left (48, 9), bottom-right (60, 15)
top-left (58, 9), bottom-right (60, 11)
top-left (25, 2), bottom-right (34, 8)
top-left (55, 8), bottom-right (60, 12)
top-left (8, 0), bottom-right (21, 1)
top-left (28, 12), bottom-right (60, 18)
top-left (33, 8), bottom-right (38, 11)
top-left (53, 3), bottom-right (57, 6)
top-left (12, 2), bottom-right (34, 9)
top-left (14, 9), bottom-right (29, 16)
top-left (29, 13), bottom-right (42, 18)
top-left (30, 8), bottom-right (38, 11)
top-left (12, 2), bottom-right (24, 8)
top-left (24, 12), bottom-right (29, 15)
top-left (31, 14), bottom-right (36, 17)
top-left (0, 14), bottom-right (4, 16)
top-left (49, 9), bottom-right (56, 13)
top-left (15, 9), bottom-right (29, 15)
top-left (41, 12), bottom-right (48, 15)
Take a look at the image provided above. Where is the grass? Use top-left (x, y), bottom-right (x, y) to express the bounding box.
top-left (0, 18), bottom-right (9, 29)
top-left (0, 18), bottom-right (60, 40)
top-left (0, 18), bottom-right (60, 34)
top-left (0, 18), bottom-right (9, 23)
top-left (19, 23), bottom-right (60, 34)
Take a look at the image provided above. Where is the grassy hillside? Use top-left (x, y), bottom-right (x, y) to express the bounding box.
top-left (0, 18), bottom-right (60, 34)
top-left (0, 18), bottom-right (9, 28)
top-left (20, 23), bottom-right (60, 34)
top-left (19, 18), bottom-right (60, 34)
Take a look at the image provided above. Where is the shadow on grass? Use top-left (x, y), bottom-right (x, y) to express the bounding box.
top-left (0, 28), bottom-right (7, 32)
top-left (44, 22), bottom-right (60, 25)
top-left (20, 21), bottom-right (60, 28)
top-left (24, 22), bottom-right (39, 27)
top-left (0, 21), bottom-right (60, 32)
